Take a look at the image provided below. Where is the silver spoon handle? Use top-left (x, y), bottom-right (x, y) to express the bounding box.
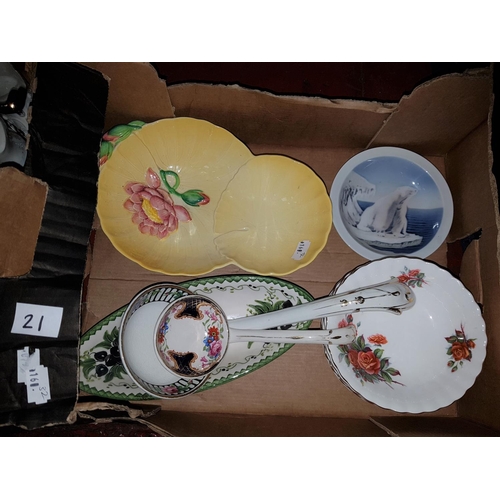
top-left (230, 325), bottom-right (356, 345)
top-left (228, 278), bottom-right (415, 330)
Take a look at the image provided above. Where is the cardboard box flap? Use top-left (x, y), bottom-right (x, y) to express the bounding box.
top-left (167, 83), bottom-right (395, 149)
top-left (459, 239), bottom-right (483, 306)
top-left (445, 89), bottom-right (500, 430)
top-left (447, 122), bottom-right (495, 242)
top-left (457, 225), bottom-right (500, 429)
top-left (369, 69), bottom-right (492, 156)
top-left (81, 63), bottom-right (175, 130)
top-left (0, 167), bottom-right (47, 278)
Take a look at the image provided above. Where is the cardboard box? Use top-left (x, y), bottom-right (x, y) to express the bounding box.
top-left (23, 63), bottom-right (500, 435)
top-left (78, 62), bottom-right (500, 436)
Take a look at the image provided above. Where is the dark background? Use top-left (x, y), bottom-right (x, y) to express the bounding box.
top-left (152, 62), bottom-right (488, 101)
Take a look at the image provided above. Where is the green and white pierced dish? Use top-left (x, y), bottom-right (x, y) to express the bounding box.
top-left (79, 275), bottom-right (314, 400)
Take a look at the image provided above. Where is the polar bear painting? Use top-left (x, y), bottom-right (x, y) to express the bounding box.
top-left (357, 186), bottom-right (417, 236)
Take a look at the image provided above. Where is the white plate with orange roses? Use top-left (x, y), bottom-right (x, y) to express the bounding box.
top-left (322, 257), bottom-right (487, 413)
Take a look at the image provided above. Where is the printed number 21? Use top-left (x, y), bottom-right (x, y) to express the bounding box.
top-left (23, 314), bottom-right (44, 331)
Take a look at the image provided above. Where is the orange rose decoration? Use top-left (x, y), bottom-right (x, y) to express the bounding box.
top-left (357, 350), bottom-right (381, 374)
top-left (337, 333), bottom-right (403, 386)
top-left (445, 324), bottom-right (475, 372)
top-left (451, 342), bottom-right (471, 361)
top-left (348, 350), bottom-right (361, 369)
top-left (367, 334), bottom-right (387, 345)
top-left (396, 268), bottom-right (427, 287)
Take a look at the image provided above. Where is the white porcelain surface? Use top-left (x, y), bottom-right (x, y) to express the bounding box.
top-left (331, 147), bottom-right (453, 260)
top-left (123, 301), bottom-right (176, 384)
top-left (118, 283), bottom-right (209, 399)
top-left (322, 257), bottom-right (486, 413)
top-left (155, 295), bottom-right (230, 378)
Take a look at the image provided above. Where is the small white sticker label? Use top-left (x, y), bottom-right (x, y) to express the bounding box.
top-left (17, 347), bottom-right (40, 383)
top-left (292, 240), bottom-right (311, 260)
top-left (17, 348), bottom-right (52, 405)
top-left (25, 364), bottom-right (51, 405)
top-left (11, 303), bottom-right (63, 338)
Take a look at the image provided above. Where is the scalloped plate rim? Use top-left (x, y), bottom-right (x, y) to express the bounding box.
top-left (97, 117), bottom-right (254, 276)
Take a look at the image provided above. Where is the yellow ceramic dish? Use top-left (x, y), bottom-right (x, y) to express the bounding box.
top-left (214, 154), bottom-right (332, 275)
top-left (97, 118), bottom-right (254, 275)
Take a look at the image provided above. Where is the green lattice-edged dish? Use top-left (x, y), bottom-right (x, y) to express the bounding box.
top-left (79, 275), bottom-right (313, 400)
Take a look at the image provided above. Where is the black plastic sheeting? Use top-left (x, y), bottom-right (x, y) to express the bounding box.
top-left (0, 63), bottom-right (108, 429)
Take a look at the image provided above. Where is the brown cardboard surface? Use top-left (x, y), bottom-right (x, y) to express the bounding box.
top-left (0, 167), bottom-right (47, 277)
top-left (369, 71), bottom-right (492, 156)
top-left (81, 63), bottom-right (175, 130)
top-left (370, 416), bottom-right (500, 437)
top-left (146, 410), bottom-right (390, 437)
top-left (167, 83), bottom-right (395, 148)
top-left (81, 64), bottom-right (498, 434)
top-left (458, 225), bottom-right (500, 429)
top-left (444, 105), bottom-right (500, 429)
top-left (447, 122), bottom-right (494, 242)
top-left (460, 240), bottom-right (483, 306)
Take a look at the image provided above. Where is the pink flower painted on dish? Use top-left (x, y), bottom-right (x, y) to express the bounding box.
top-left (338, 318), bottom-right (349, 328)
top-left (123, 168), bottom-right (191, 239)
top-left (206, 309), bottom-right (220, 323)
top-left (162, 386), bottom-right (179, 395)
top-left (337, 314), bottom-right (357, 337)
top-left (209, 340), bottom-right (223, 358)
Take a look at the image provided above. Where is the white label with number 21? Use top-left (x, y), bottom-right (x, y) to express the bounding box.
top-left (11, 303), bottom-right (64, 338)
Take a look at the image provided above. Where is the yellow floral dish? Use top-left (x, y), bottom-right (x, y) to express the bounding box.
top-left (97, 118), bottom-right (332, 276)
top-left (97, 118), bottom-right (254, 275)
top-left (214, 154), bottom-right (332, 275)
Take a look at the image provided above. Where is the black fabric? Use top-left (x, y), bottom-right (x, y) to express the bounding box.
top-left (0, 63), bottom-right (108, 429)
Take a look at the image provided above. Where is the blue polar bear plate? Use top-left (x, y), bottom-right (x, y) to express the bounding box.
top-left (330, 147), bottom-right (453, 260)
